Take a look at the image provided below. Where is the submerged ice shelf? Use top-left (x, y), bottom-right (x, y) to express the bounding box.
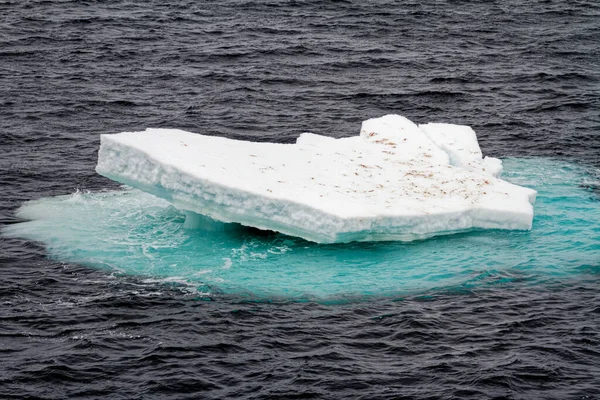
top-left (96, 115), bottom-right (536, 243)
top-left (4, 158), bottom-right (599, 300)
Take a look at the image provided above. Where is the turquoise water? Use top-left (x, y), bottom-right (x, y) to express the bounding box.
top-left (4, 158), bottom-right (599, 301)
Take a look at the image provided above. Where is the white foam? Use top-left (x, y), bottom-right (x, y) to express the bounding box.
top-left (96, 114), bottom-right (536, 243)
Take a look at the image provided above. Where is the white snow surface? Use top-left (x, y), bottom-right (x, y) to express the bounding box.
top-left (96, 114), bottom-right (536, 243)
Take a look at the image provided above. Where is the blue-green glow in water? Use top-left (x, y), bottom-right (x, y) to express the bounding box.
top-left (4, 158), bottom-right (599, 301)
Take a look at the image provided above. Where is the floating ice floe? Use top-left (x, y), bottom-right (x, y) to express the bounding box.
top-left (96, 115), bottom-right (536, 243)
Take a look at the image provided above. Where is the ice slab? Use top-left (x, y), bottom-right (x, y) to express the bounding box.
top-left (96, 115), bottom-right (536, 243)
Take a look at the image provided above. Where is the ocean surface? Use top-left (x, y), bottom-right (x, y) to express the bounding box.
top-left (1, 0), bottom-right (600, 398)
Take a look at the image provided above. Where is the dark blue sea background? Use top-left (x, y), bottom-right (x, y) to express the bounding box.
top-left (1, 0), bottom-right (599, 398)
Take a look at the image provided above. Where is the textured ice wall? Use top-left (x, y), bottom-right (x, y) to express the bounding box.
top-left (96, 115), bottom-right (536, 243)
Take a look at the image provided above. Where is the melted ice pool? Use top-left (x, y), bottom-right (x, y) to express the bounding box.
top-left (4, 158), bottom-right (599, 301)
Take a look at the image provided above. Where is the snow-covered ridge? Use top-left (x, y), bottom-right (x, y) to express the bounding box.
top-left (96, 114), bottom-right (536, 243)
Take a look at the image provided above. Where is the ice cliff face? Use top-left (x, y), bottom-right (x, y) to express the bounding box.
top-left (96, 114), bottom-right (536, 243)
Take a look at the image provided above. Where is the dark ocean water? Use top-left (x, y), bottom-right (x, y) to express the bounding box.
top-left (1, 0), bottom-right (600, 398)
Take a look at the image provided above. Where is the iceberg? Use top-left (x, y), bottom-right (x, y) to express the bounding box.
top-left (96, 115), bottom-right (536, 243)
